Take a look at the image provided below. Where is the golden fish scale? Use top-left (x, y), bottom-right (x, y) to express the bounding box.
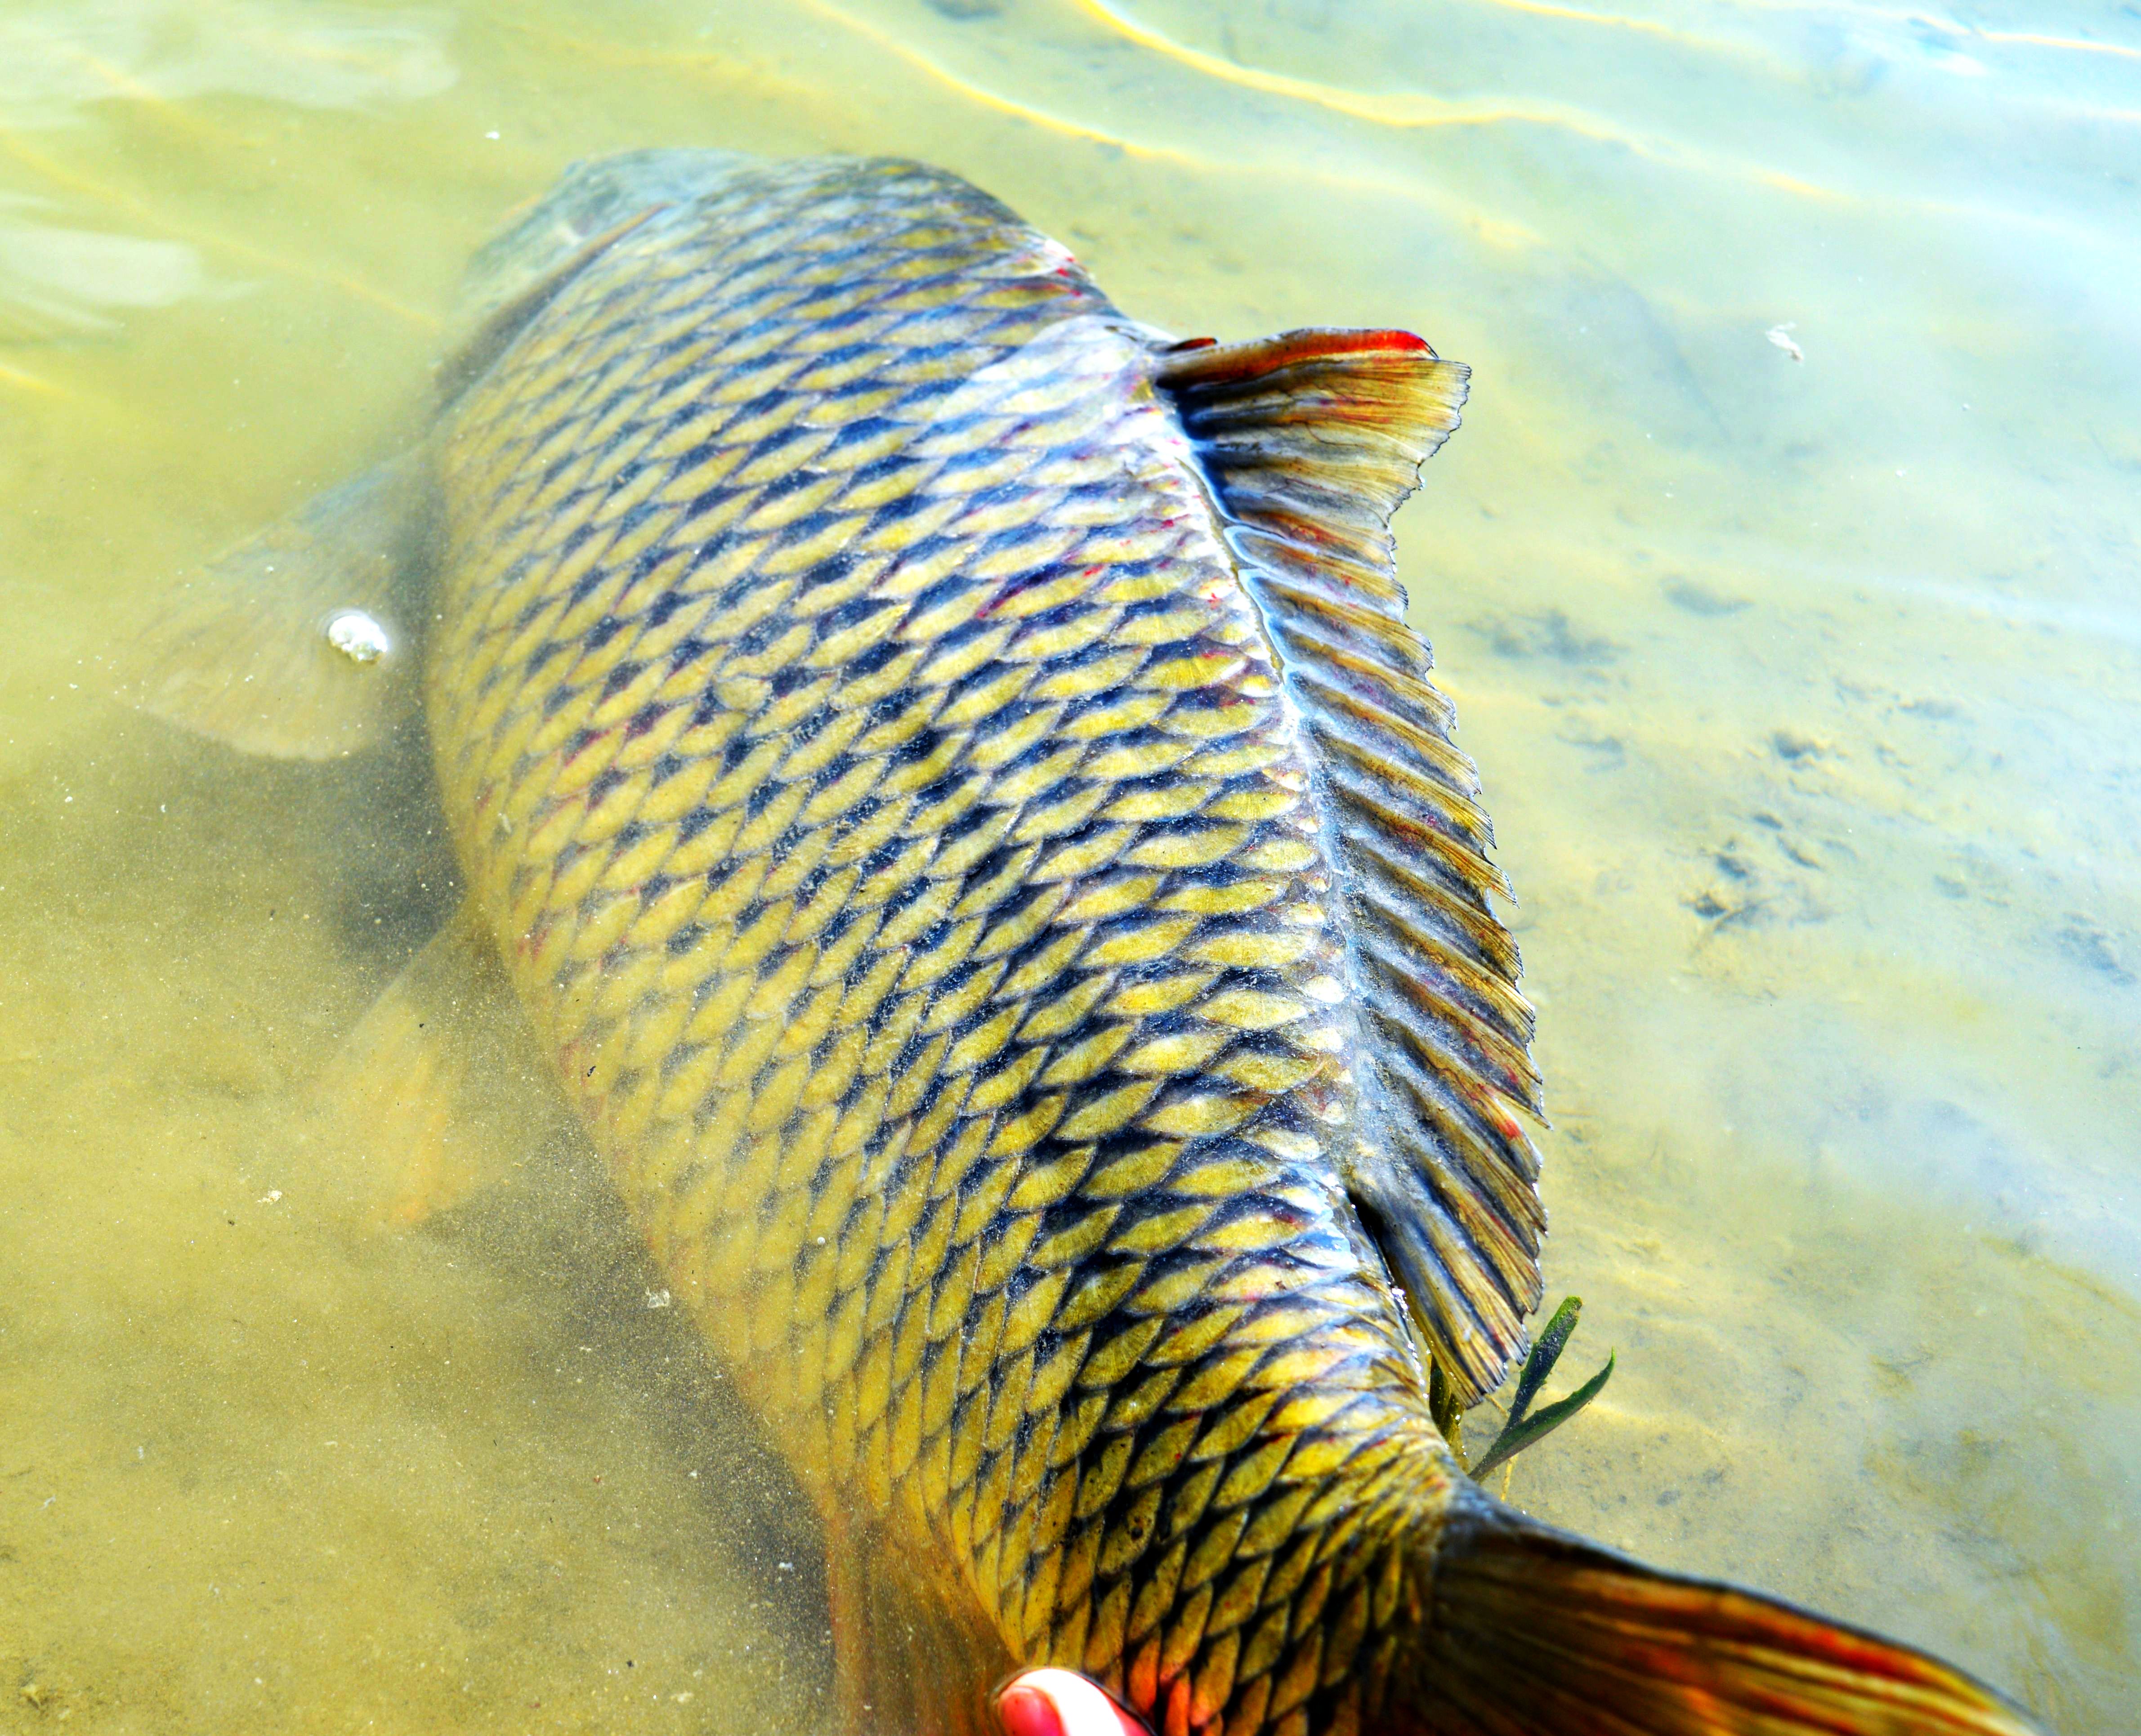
top-left (427, 159), bottom-right (1454, 1736)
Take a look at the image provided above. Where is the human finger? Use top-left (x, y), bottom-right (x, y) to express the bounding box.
top-left (994, 1667), bottom-right (1151, 1736)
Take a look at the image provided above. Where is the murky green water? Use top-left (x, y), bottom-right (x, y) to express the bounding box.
top-left (1, 0), bottom-right (2135, 1730)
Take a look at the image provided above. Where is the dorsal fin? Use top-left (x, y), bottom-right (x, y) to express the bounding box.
top-left (1155, 328), bottom-right (1544, 1407)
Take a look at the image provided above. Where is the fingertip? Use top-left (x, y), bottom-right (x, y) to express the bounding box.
top-left (996, 1682), bottom-right (1063, 1736)
top-left (999, 1669), bottom-right (1144, 1736)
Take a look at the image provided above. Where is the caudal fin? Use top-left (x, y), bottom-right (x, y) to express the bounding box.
top-left (1406, 1487), bottom-right (2047, 1736)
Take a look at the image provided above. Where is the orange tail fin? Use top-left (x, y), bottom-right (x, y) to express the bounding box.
top-left (1404, 1487), bottom-right (2048, 1736)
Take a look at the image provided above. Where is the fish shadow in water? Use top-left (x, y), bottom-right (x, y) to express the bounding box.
top-left (417, 1140), bottom-right (836, 1682)
top-left (271, 712), bottom-right (836, 1667)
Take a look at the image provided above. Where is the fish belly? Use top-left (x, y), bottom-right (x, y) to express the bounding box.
top-left (425, 157), bottom-right (1448, 1727)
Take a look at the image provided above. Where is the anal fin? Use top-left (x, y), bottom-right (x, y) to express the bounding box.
top-left (312, 897), bottom-right (572, 1226)
top-left (823, 1503), bottom-right (1013, 1736)
top-left (121, 451), bottom-right (434, 761)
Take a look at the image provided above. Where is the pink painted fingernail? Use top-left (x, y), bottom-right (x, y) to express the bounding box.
top-left (997, 1683), bottom-right (1064, 1736)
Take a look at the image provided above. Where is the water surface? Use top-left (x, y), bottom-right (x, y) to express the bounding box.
top-left (1, 0), bottom-right (2136, 1730)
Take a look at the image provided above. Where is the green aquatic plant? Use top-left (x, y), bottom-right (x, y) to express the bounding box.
top-left (1465, 1296), bottom-right (1615, 1482)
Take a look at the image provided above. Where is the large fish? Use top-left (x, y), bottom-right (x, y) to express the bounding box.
top-left (134, 151), bottom-right (2047, 1736)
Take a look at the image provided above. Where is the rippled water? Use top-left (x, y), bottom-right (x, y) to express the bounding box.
top-left (1, 0), bottom-right (2134, 1730)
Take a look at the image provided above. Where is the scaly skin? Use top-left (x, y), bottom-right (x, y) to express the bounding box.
top-left (426, 156), bottom-right (1466, 1736)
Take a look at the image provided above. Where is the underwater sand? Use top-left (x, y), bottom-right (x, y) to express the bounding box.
top-left (0, 0), bottom-right (2135, 1730)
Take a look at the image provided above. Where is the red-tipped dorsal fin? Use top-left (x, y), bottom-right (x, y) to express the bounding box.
top-left (1155, 330), bottom-right (1542, 1409)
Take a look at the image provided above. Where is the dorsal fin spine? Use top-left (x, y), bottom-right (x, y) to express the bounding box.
top-left (1353, 843), bottom-right (1520, 976)
top-left (1356, 904), bottom-right (1535, 1051)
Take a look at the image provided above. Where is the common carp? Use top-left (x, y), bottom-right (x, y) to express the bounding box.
top-left (134, 150), bottom-right (2047, 1736)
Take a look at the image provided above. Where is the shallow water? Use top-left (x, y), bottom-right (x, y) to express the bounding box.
top-left (1, 0), bottom-right (2136, 1730)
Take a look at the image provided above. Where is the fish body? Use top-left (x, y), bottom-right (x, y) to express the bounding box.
top-left (432, 153), bottom-right (1473, 1732)
top-left (136, 151), bottom-right (2049, 1736)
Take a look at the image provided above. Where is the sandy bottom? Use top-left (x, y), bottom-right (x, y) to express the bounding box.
top-left (1, 0), bottom-right (2135, 1730)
